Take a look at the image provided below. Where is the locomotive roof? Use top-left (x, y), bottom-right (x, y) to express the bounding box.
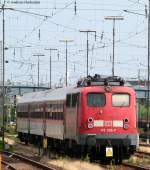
top-left (17, 86), bottom-right (81, 104)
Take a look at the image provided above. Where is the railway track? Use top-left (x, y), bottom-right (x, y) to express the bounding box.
top-left (2, 151), bottom-right (59, 170)
top-left (139, 143), bottom-right (150, 147)
top-left (95, 157), bottom-right (150, 170)
top-left (135, 151), bottom-right (150, 158)
top-left (2, 150), bottom-right (150, 170)
top-left (122, 162), bottom-right (150, 170)
top-left (98, 161), bottom-right (150, 170)
top-left (4, 139), bottom-right (150, 170)
top-left (1, 160), bottom-right (17, 170)
top-left (120, 150), bottom-right (150, 170)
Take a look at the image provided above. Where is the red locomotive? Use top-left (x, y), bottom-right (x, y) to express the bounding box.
top-left (17, 75), bottom-right (139, 163)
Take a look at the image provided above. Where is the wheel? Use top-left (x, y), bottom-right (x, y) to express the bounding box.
top-left (115, 146), bottom-right (123, 165)
top-left (115, 156), bottom-right (122, 165)
top-left (89, 147), bottom-right (96, 162)
top-left (25, 139), bottom-right (28, 145)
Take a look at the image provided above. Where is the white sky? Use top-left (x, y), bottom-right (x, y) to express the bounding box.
top-left (0, 0), bottom-right (148, 87)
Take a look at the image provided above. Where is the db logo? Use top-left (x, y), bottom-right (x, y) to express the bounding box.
top-left (104, 121), bottom-right (112, 126)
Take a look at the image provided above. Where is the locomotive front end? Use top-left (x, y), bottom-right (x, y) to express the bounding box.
top-left (78, 76), bottom-right (139, 163)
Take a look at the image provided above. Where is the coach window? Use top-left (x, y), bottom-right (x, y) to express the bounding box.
top-left (87, 93), bottom-right (106, 107)
top-left (46, 103), bottom-right (51, 112)
top-left (31, 104), bottom-right (36, 113)
top-left (18, 104), bottom-right (28, 118)
top-left (112, 93), bottom-right (130, 107)
top-left (66, 94), bottom-right (71, 107)
top-left (39, 104), bottom-right (43, 112)
top-left (49, 112), bottom-right (52, 119)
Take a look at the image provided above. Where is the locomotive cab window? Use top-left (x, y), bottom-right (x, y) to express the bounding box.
top-left (87, 93), bottom-right (105, 107)
top-left (112, 94), bottom-right (130, 107)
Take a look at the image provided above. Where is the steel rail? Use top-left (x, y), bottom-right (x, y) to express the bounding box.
top-left (122, 162), bottom-right (150, 170)
top-left (1, 160), bottom-right (17, 170)
top-left (3, 143), bottom-right (150, 170)
top-left (139, 143), bottom-right (150, 147)
top-left (3, 151), bottom-right (57, 170)
top-left (136, 151), bottom-right (150, 157)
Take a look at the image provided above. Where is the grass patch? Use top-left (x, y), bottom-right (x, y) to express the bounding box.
top-left (6, 125), bottom-right (17, 135)
top-left (127, 156), bottom-right (150, 166)
top-left (5, 133), bottom-right (18, 141)
top-left (80, 154), bottom-right (90, 162)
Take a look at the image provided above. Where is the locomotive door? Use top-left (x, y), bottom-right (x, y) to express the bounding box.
top-left (65, 93), bottom-right (79, 140)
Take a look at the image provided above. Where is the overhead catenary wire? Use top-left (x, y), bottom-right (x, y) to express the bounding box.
top-left (4, 0), bottom-right (75, 43)
top-left (1, 0), bottom-right (148, 84)
top-left (1, 2), bottom-right (146, 49)
top-left (127, 0), bottom-right (146, 6)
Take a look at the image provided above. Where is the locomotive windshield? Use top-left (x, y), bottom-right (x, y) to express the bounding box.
top-left (87, 93), bottom-right (105, 107)
top-left (112, 94), bottom-right (130, 107)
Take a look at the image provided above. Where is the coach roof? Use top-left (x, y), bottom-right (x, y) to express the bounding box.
top-left (17, 86), bottom-right (81, 104)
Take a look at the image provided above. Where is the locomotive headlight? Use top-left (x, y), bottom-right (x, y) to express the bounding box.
top-left (88, 123), bottom-right (94, 129)
top-left (88, 117), bottom-right (94, 123)
top-left (123, 124), bottom-right (129, 130)
top-left (124, 118), bottom-right (129, 123)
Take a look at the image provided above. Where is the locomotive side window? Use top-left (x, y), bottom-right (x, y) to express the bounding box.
top-left (66, 94), bottom-right (71, 107)
top-left (87, 93), bottom-right (105, 107)
top-left (112, 94), bottom-right (130, 106)
top-left (72, 93), bottom-right (79, 107)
